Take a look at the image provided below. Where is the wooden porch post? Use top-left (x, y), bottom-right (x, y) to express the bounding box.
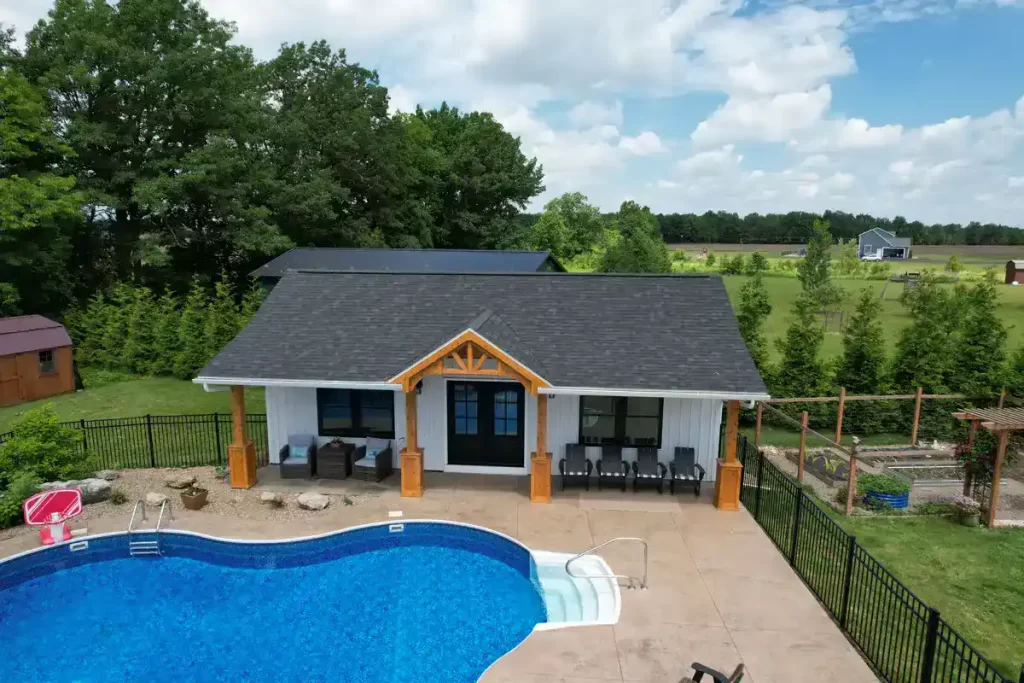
top-left (227, 385), bottom-right (257, 489)
top-left (401, 389), bottom-right (423, 497)
top-left (987, 430), bottom-right (1008, 528)
top-left (714, 400), bottom-right (742, 511)
top-left (963, 418), bottom-right (979, 496)
top-left (910, 386), bottom-right (924, 446)
top-left (530, 393), bottom-right (552, 503)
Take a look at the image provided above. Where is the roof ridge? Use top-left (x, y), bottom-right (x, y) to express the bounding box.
top-left (287, 270), bottom-right (714, 279)
top-left (286, 247), bottom-right (552, 255)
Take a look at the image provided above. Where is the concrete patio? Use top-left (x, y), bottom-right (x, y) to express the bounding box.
top-left (0, 470), bottom-right (878, 683)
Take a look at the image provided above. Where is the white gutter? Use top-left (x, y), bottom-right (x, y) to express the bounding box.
top-left (194, 377), bottom-right (402, 391)
top-left (539, 386), bottom-right (771, 402)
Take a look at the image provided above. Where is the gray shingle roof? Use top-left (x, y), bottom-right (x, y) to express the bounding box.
top-left (199, 272), bottom-right (767, 395)
top-left (251, 248), bottom-right (563, 279)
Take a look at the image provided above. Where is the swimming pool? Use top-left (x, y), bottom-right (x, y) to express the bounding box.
top-left (0, 521), bottom-right (546, 683)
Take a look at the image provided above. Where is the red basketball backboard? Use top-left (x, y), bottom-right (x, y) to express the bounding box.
top-left (23, 488), bottom-right (83, 526)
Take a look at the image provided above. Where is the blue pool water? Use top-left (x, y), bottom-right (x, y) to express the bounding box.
top-left (0, 523), bottom-right (546, 682)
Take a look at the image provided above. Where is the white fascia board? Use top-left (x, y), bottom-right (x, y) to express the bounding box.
top-left (193, 377), bottom-right (402, 391)
top-left (539, 386), bottom-right (771, 401)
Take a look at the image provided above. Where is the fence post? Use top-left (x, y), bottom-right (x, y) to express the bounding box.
top-left (755, 403), bottom-right (763, 447)
top-left (911, 386), bottom-right (924, 446)
top-left (214, 413), bottom-right (222, 462)
top-left (797, 411), bottom-right (808, 483)
top-left (920, 607), bottom-right (940, 683)
top-left (146, 414), bottom-right (156, 468)
top-left (835, 387), bottom-right (846, 444)
top-left (79, 418), bottom-right (88, 453)
top-left (839, 534), bottom-right (856, 628)
top-left (789, 489), bottom-right (803, 567)
top-left (755, 450), bottom-right (764, 521)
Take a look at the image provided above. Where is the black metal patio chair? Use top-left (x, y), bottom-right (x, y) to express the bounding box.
top-left (681, 662), bottom-right (744, 683)
top-left (669, 446), bottom-right (706, 496)
top-left (559, 443), bottom-right (593, 491)
top-left (596, 444), bottom-right (629, 491)
top-left (632, 446), bottom-right (667, 494)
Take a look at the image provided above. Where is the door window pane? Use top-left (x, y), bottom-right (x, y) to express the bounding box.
top-left (494, 390), bottom-right (518, 436)
top-left (454, 385), bottom-right (478, 435)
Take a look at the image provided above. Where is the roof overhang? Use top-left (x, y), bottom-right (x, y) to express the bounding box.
top-left (194, 377), bottom-right (402, 391)
top-left (540, 386), bottom-right (771, 402)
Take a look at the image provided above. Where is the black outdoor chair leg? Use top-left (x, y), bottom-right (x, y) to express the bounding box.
top-left (622, 478), bottom-right (627, 492)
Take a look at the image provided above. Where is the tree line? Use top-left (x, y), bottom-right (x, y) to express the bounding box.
top-left (653, 211), bottom-right (1024, 246)
top-left (737, 220), bottom-right (1023, 440)
top-left (0, 0), bottom-right (544, 319)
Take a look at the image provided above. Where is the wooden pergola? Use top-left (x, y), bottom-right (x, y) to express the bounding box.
top-left (953, 407), bottom-right (1024, 527)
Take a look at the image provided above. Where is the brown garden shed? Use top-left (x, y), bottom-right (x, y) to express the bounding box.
top-left (0, 315), bottom-right (75, 407)
top-left (1005, 260), bottom-right (1024, 284)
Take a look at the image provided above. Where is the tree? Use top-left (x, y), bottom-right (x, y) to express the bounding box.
top-left (891, 274), bottom-right (953, 392)
top-left (173, 280), bottom-right (210, 379)
top-left (736, 272), bottom-right (772, 372)
top-left (834, 238), bottom-right (861, 276)
top-left (149, 289), bottom-right (182, 376)
top-left (205, 276), bottom-right (241, 360)
top-left (948, 276), bottom-right (1007, 397)
top-left (122, 287), bottom-right (157, 374)
top-left (1007, 345), bottom-right (1024, 400)
top-left (0, 39), bottom-right (82, 316)
top-left (946, 254), bottom-right (962, 273)
top-left (417, 103), bottom-right (544, 248)
top-left (526, 192), bottom-right (603, 262)
top-left (797, 219), bottom-right (844, 311)
top-left (773, 295), bottom-right (826, 398)
top-left (600, 202), bottom-right (671, 273)
top-left (23, 0), bottom-right (261, 283)
top-left (835, 289), bottom-right (889, 432)
top-left (746, 251), bottom-right (769, 275)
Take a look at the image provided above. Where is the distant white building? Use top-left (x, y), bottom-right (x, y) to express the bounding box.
top-left (858, 228), bottom-right (912, 260)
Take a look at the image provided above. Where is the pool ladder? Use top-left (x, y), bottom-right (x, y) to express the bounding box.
top-left (127, 499), bottom-right (170, 557)
top-left (565, 537), bottom-right (648, 590)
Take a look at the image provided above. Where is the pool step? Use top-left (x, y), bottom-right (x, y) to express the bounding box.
top-left (129, 539), bottom-right (161, 557)
top-left (533, 551), bottom-right (620, 630)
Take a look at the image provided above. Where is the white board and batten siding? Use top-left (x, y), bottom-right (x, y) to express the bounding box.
top-left (547, 395), bottom-right (724, 482)
top-left (265, 386), bottom-right (406, 464)
top-left (266, 384), bottom-right (722, 480)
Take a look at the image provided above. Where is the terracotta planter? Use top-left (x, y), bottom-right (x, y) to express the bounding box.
top-left (180, 489), bottom-right (209, 511)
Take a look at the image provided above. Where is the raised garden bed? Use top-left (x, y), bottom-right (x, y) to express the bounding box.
top-left (786, 449), bottom-right (850, 484)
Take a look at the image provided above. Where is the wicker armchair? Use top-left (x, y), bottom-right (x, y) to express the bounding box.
top-left (279, 434), bottom-right (317, 479)
top-left (352, 441), bottom-right (394, 482)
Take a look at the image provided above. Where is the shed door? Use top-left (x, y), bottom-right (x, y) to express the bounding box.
top-left (0, 356), bottom-right (22, 406)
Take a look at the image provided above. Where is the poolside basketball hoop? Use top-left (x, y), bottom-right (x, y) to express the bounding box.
top-left (23, 488), bottom-right (82, 546)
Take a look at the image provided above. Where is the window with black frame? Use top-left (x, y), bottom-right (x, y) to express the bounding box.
top-left (579, 396), bottom-right (663, 446)
top-left (317, 389), bottom-right (395, 438)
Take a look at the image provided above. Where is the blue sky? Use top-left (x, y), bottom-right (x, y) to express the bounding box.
top-left (3, 0), bottom-right (1023, 225)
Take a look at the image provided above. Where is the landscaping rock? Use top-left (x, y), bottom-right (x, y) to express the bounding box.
top-left (76, 478), bottom-right (112, 504)
top-left (40, 478), bottom-right (111, 504)
top-left (297, 492), bottom-right (329, 511)
top-left (260, 491), bottom-right (283, 507)
top-left (165, 474), bottom-right (196, 490)
top-left (95, 470), bottom-right (119, 481)
top-left (145, 492), bottom-right (169, 507)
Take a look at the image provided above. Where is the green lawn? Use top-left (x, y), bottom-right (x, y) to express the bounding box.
top-left (837, 516), bottom-right (1024, 677)
top-left (720, 274), bottom-right (1024, 360)
top-left (741, 424), bottom-right (911, 448)
top-left (0, 377), bottom-right (266, 433)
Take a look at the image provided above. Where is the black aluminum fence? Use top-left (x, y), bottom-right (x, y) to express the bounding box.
top-left (736, 435), bottom-right (1019, 683)
top-left (0, 414), bottom-right (269, 470)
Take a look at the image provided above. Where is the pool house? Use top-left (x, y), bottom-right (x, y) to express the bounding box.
top-left (194, 269), bottom-right (769, 510)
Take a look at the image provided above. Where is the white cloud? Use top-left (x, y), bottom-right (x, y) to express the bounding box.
top-left (656, 179), bottom-right (680, 189)
top-left (677, 145), bottom-right (743, 175)
top-left (691, 86), bottom-right (832, 146)
top-left (568, 100), bottom-right (624, 128)
top-left (835, 118), bottom-right (903, 148)
top-left (619, 131), bottom-right (665, 156)
top-left (920, 116), bottom-right (971, 142)
top-left (801, 154), bottom-right (831, 168)
top-left (825, 172), bottom-right (856, 191)
top-left (387, 84), bottom-right (419, 114)
top-left (1009, 176), bottom-right (1024, 188)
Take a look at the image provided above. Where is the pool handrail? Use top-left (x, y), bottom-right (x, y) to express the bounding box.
top-left (564, 537), bottom-right (648, 590)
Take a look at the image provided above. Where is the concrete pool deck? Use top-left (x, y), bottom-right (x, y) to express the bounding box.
top-left (0, 471), bottom-right (878, 683)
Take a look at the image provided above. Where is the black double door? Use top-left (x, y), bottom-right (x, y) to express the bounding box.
top-left (447, 381), bottom-right (525, 468)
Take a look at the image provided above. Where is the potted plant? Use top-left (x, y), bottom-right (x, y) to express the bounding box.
top-left (214, 465), bottom-right (228, 481)
top-left (953, 495), bottom-right (981, 527)
top-left (856, 474), bottom-right (912, 510)
top-left (180, 485), bottom-right (209, 510)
